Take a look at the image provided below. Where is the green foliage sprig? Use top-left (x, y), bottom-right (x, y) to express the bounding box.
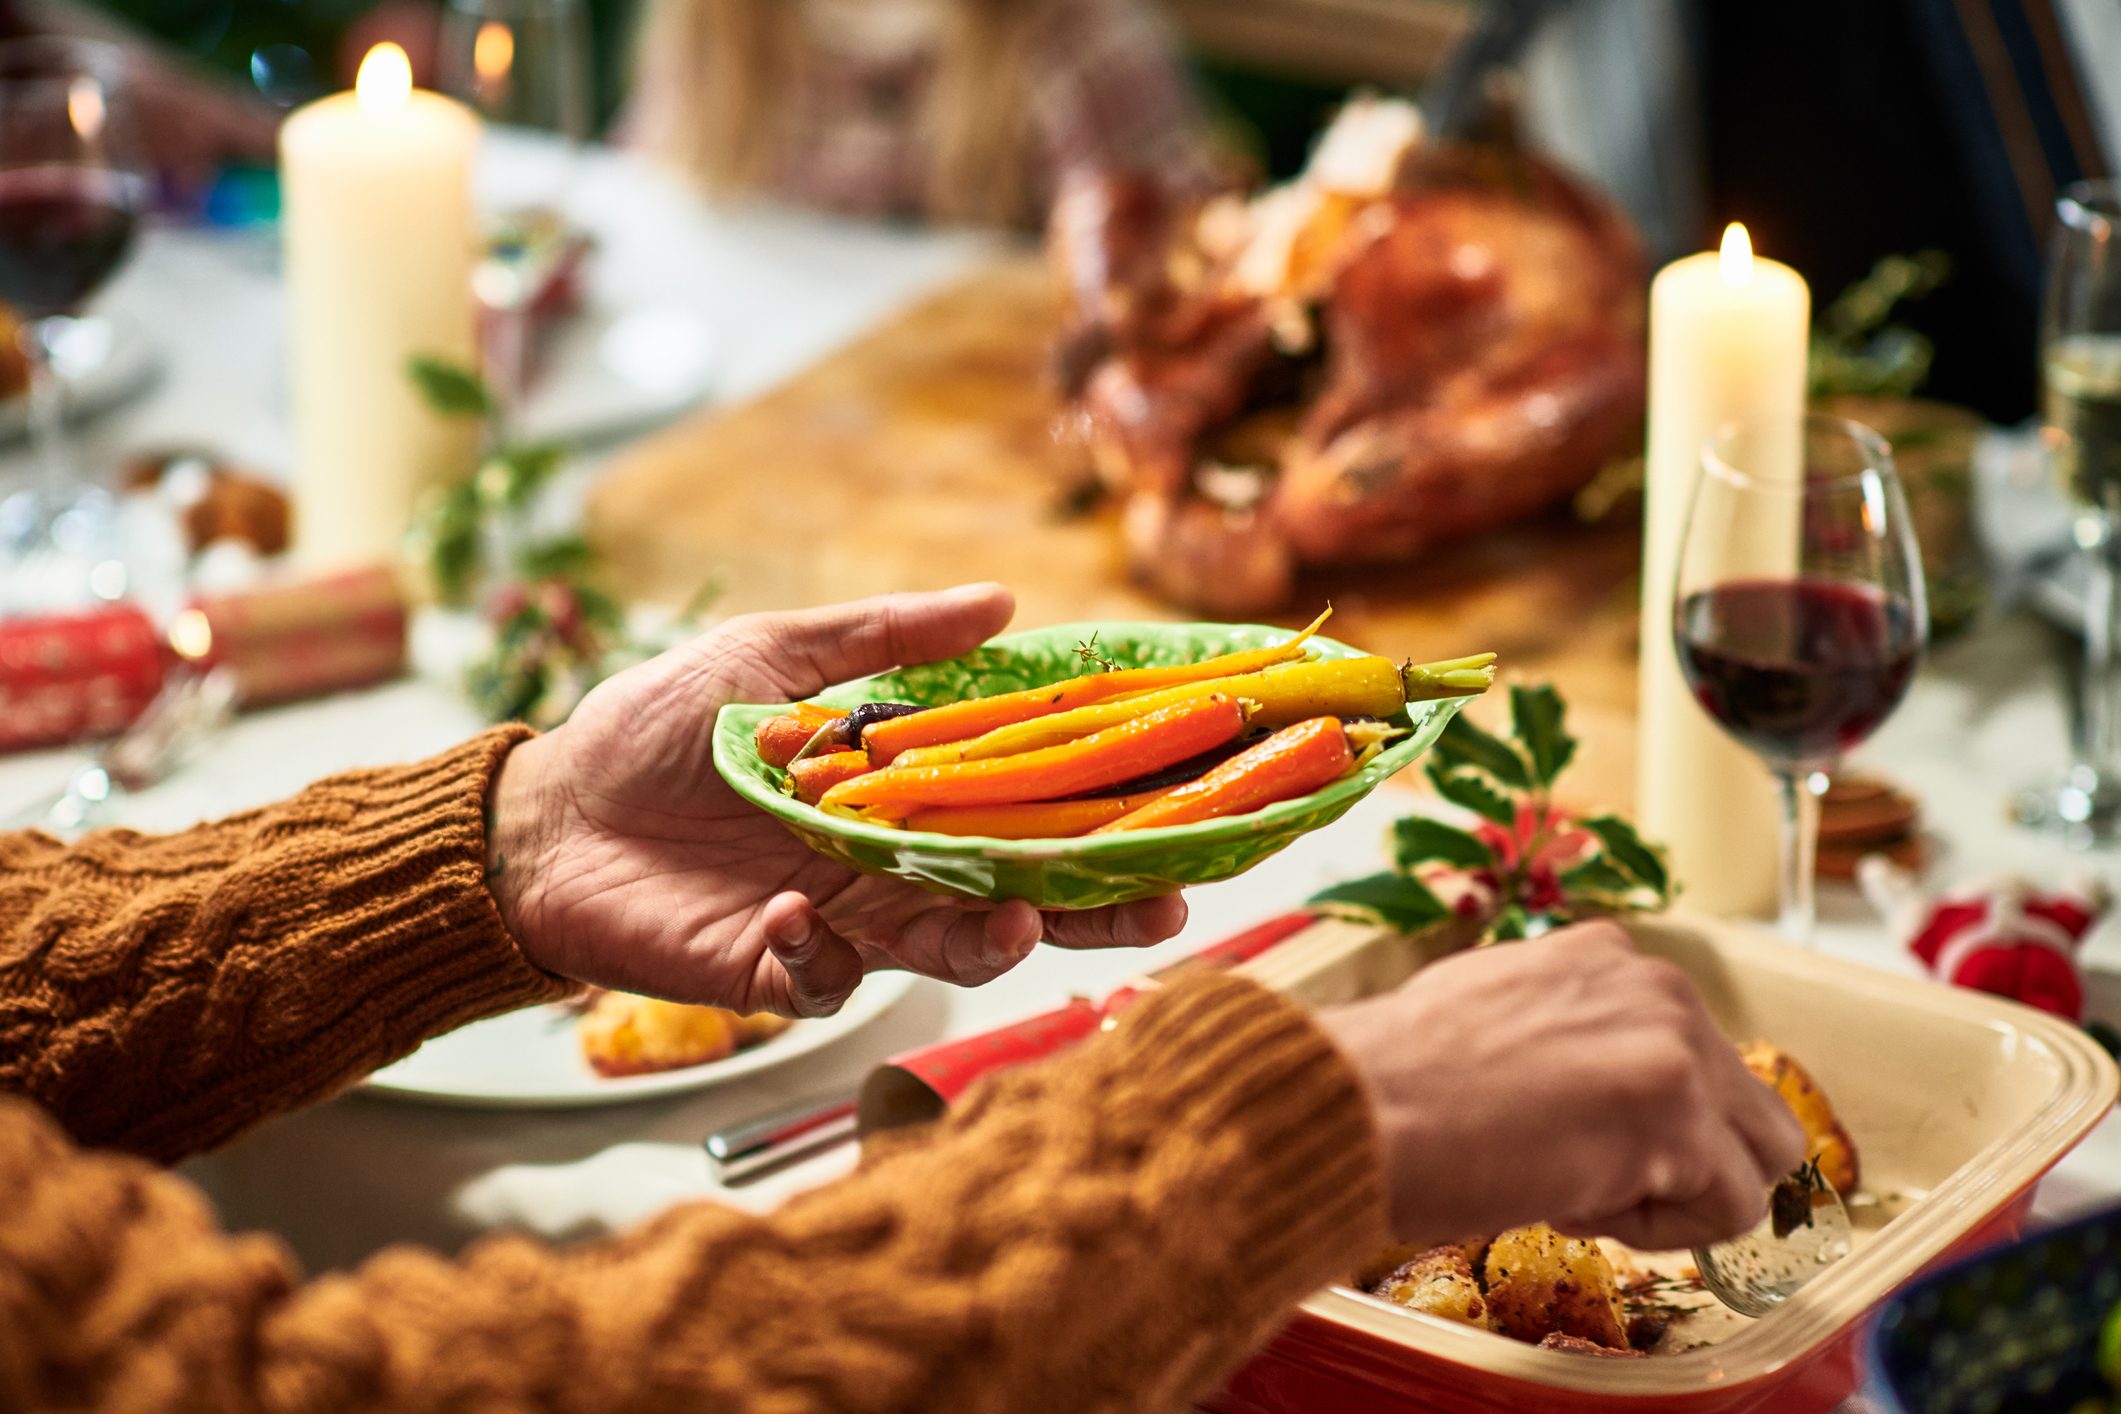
top-left (1808, 250), bottom-right (1951, 400)
top-left (407, 356), bottom-right (716, 727)
top-left (1311, 684), bottom-right (1671, 942)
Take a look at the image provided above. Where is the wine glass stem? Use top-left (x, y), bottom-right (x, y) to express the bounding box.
top-left (2075, 509), bottom-right (2121, 777)
top-left (19, 319), bottom-right (70, 524)
top-left (1775, 768), bottom-right (1825, 945)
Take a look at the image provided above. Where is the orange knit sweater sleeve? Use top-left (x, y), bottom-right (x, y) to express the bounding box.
top-left (0, 730), bottom-right (1388, 1413)
top-left (0, 726), bottom-right (569, 1161)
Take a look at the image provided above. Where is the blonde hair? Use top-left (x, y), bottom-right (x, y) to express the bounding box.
top-left (638, 0), bottom-right (1051, 228)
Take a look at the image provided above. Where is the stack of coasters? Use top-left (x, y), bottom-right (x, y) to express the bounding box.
top-left (1818, 773), bottom-right (1927, 880)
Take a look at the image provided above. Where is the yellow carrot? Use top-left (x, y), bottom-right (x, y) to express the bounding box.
top-left (860, 608), bottom-right (1332, 765)
top-left (893, 652), bottom-right (1493, 768)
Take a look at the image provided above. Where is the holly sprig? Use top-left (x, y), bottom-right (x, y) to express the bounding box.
top-left (1311, 684), bottom-right (1671, 942)
top-left (1807, 250), bottom-right (1950, 401)
top-left (405, 355), bottom-right (717, 727)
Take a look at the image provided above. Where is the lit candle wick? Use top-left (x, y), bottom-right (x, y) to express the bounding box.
top-left (1719, 222), bottom-right (1754, 287)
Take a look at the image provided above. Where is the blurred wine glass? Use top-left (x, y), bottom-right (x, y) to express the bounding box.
top-left (437, 0), bottom-right (590, 436)
top-left (0, 38), bottom-right (146, 592)
top-left (1673, 415), bottom-right (1928, 945)
top-left (2015, 179), bottom-right (2121, 846)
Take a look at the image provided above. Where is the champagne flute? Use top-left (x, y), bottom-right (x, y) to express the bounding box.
top-left (1673, 415), bottom-right (1928, 944)
top-left (0, 38), bottom-right (146, 582)
top-left (2015, 179), bottom-right (2121, 845)
top-left (436, 0), bottom-right (591, 438)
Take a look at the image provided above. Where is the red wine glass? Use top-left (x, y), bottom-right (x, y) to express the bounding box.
top-left (1672, 413), bottom-right (1928, 944)
top-left (0, 38), bottom-right (146, 567)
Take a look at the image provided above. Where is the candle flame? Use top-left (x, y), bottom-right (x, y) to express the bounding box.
top-left (474, 21), bottom-right (515, 87)
top-left (1719, 222), bottom-right (1753, 286)
top-left (356, 42), bottom-right (412, 116)
top-left (66, 76), bottom-right (104, 141)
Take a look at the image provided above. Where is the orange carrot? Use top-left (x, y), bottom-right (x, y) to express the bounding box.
top-left (789, 750), bottom-right (872, 805)
top-left (823, 696), bottom-right (1246, 811)
top-left (755, 704), bottom-right (845, 768)
top-left (903, 788), bottom-right (1178, 839)
top-left (1093, 716), bottom-right (1352, 832)
top-left (860, 608), bottom-right (1331, 765)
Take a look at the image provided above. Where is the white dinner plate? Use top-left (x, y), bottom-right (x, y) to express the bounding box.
top-left (366, 972), bottom-right (915, 1108)
top-left (515, 304), bottom-right (717, 447)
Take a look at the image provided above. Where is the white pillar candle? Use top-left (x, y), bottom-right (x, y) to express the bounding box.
top-left (280, 43), bottom-right (479, 570)
top-left (1637, 224), bottom-right (1810, 916)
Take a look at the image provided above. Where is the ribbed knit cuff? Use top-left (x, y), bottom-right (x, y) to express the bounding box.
top-left (1098, 969), bottom-right (1390, 1305)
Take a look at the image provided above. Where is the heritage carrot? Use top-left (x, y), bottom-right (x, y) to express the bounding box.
top-left (788, 750), bottom-right (873, 805)
top-left (822, 696), bottom-right (1247, 811)
top-left (903, 789), bottom-right (1178, 839)
top-left (859, 608), bottom-right (1332, 765)
top-left (755, 703), bottom-right (846, 767)
top-left (1093, 716), bottom-right (1353, 833)
top-left (892, 653), bottom-right (1496, 769)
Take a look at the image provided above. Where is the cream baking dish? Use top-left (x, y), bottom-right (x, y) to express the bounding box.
top-left (1209, 911), bottom-right (2120, 1414)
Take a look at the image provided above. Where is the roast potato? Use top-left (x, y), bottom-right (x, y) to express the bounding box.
top-left (578, 993), bottom-right (741, 1077)
top-left (733, 1011), bottom-right (794, 1047)
top-left (1372, 1245), bottom-right (1493, 1331)
top-left (1482, 1224), bottom-right (1628, 1349)
top-left (1739, 1041), bottom-right (1860, 1194)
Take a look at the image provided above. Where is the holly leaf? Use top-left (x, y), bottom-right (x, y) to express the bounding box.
top-left (409, 481), bottom-right (482, 604)
top-left (1510, 684), bottom-right (1576, 788)
top-left (1425, 760), bottom-right (1515, 826)
top-left (572, 580), bottom-right (625, 634)
top-left (476, 441), bottom-right (567, 509)
top-left (1580, 815), bottom-right (1670, 896)
top-left (1391, 816), bottom-right (1494, 873)
top-left (1489, 904), bottom-right (1530, 942)
top-left (407, 356), bottom-right (491, 417)
top-left (1310, 872), bottom-right (1451, 933)
top-left (515, 535), bottom-right (597, 581)
top-left (1432, 713), bottom-right (1531, 790)
top-left (1559, 857), bottom-right (1641, 898)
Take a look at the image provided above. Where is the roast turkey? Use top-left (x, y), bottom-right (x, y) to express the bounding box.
top-left (1050, 98), bottom-right (1647, 614)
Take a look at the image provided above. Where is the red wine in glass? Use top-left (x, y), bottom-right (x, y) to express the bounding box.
top-left (1674, 578), bottom-right (1921, 771)
top-left (0, 165), bottom-right (142, 319)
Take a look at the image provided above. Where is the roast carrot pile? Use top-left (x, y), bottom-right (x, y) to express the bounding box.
top-left (857, 607), bottom-right (1334, 765)
top-left (821, 697), bottom-right (1247, 811)
top-left (752, 609), bottom-right (1496, 839)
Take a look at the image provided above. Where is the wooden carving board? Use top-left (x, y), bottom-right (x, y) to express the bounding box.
top-left (589, 255), bottom-right (1645, 805)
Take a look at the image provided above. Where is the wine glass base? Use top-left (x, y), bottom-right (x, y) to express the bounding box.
top-left (0, 485), bottom-right (124, 615)
top-left (2013, 768), bottom-right (2121, 848)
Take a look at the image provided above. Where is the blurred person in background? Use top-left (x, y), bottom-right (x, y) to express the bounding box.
top-left (1520, 0), bottom-right (2114, 424)
top-left (627, 0), bottom-right (1222, 227)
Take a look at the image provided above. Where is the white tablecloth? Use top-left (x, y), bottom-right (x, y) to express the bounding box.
top-left (0, 141), bottom-right (2113, 1408)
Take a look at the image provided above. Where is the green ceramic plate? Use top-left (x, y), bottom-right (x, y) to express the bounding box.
top-left (711, 620), bottom-right (1469, 910)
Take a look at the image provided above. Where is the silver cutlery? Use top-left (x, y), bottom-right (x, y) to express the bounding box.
top-left (1693, 1164), bottom-right (1853, 1317)
top-left (8, 666), bottom-right (237, 837)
